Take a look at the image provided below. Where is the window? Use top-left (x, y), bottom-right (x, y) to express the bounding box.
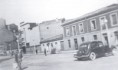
top-left (66, 27), bottom-right (70, 36)
top-left (98, 42), bottom-right (103, 47)
top-left (47, 43), bottom-right (50, 46)
top-left (100, 16), bottom-right (107, 30)
top-left (41, 38), bottom-right (44, 40)
top-left (90, 19), bottom-right (97, 30)
top-left (114, 31), bottom-right (118, 39)
top-left (47, 27), bottom-right (49, 29)
top-left (91, 42), bottom-right (98, 49)
top-left (79, 22), bottom-right (84, 33)
top-left (93, 35), bottom-right (97, 40)
top-left (72, 25), bottom-right (76, 35)
top-left (21, 38), bottom-right (24, 41)
top-left (110, 13), bottom-right (118, 26)
top-left (55, 42), bottom-right (57, 44)
top-left (51, 43), bottom-right (53, 47)
top-left (80, 44), bottom-right (88, 48)
top-left (68, 40), bottom-right (71, 48)
top-left (81, 37), bottom-right (85, 42)
top-left (26, 43), bottom-right (30, 47)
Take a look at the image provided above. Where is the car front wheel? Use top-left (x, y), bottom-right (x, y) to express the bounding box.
top-left (89, 52), bottom-right (96, 60)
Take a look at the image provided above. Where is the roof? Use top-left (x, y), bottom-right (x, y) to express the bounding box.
top-left (40, 34), bottom-right (63, 43)
top-left (62, 4), bottom-right (118, 26)
top-left (61, 19), bottom-right (73, 26)
top-left (39, 18), bottom-right (65, 26)
top-left (20, 23), bottom-right (29, 27)
top-left (20, 22), bottom-right (37, 27)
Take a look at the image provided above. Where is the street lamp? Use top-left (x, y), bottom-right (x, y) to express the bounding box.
top-left (23, 28), bottom-right (27, 47)
top-left (16, 34), bottom-right (20, 50)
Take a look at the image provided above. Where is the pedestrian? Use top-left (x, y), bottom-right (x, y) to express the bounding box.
top-left (13, 52), bottom-right (18, 70)
top-left (19, 49), bottom-right (23, 65)
top-left (44, 48), bottom-right (47, 56)
top-left (36, 49), bottom-right (38, 54)
top-left (11, 51), bottom-right (14, 56)
top-left (14, 49), bottom-right (22, 70)
top-left (35, 46), bottom-right (38, 54)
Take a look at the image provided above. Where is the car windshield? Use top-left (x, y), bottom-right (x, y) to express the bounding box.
top-left (79, 43), bottom-right (89, 49)
top-left (80, 44), bottom-right (88, 48)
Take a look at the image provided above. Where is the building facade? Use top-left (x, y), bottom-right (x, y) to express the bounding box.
top-left (62, 4), bottom-right (118, 50)
top-left (39, 18), bottom-right (65, 53)
top-left (20, 23), bottom-right (40, 53)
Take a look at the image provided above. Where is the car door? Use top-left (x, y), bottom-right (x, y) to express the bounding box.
top-left (91, 42), bottom-right (101, 55)
top-left (98, 42), bottom-right (105, 55)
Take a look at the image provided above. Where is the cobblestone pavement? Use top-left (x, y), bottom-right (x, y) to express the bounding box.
top-left (0, 51), bottom-right (118, 70)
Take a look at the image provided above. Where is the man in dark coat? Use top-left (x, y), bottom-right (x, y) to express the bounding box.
top-left (44, 48), bottom-right (47, 56)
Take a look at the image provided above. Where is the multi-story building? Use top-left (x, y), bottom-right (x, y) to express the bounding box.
top-left (62, 4), bottom-right (118, 50)
top-left (39, 18), bottom-right (65, 53)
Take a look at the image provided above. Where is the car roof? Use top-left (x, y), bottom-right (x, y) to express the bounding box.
top-left (80, 41), bottom-right (102, 45)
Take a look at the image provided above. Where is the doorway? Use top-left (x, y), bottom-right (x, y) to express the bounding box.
top-left (74, 38), bottom-right (78, 50)
top-left (60, 41), bottom-right (64, 51)
top-left (103, 33), bottom-right (109, 46)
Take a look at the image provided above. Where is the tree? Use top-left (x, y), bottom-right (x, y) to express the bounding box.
top-left (0, 29), bottom-right (14, 43)
top-left (6, 24), bottom-right (19, 50)
top-left (8, 24), bottom-right (19, 35)
top-left (0, 20), bottom-right (19, 53)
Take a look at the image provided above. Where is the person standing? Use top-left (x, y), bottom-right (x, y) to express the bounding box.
top-left (11, 51), bottom-right (14, 56)
top-left (14, 50), bottom-right (22, 70)
top-left (35, 49), bottom-right (38, 54)
top-left (35, 46), bottom-right (38, 54)
top-left (44, 48), bottom-right (47, 56)
top-left (19, 49), bottom-right (23, 66)
top-left (14, 50), bottom-right (18, 63)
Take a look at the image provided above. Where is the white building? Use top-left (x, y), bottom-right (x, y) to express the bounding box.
top-left (39, 18), bottom-right (65, 53)
top-left (20, 23), bottom-right (40, 48)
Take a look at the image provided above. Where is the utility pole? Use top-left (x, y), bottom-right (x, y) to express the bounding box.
top-left (20, 22), bottom-right (27, 47)
top-left (16, 33), bottom-right (20, 50)
top-left (13, 30), bottom-right (19, 50)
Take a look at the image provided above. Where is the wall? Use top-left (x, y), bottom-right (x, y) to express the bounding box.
top-left (39, 19), bottom-right (63, 41)
top-left (62, 5), bottom-right (118, 50)
top-left (20, 23), bottom-right (40, 47)
top-left (29, 25), bottom-right (40, 46)
top-left (40, 40), bottom-right (62, 53)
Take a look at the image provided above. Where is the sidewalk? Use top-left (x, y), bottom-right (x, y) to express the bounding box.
top-left (0, 55), bottom-right (12, 63)
top-left (60, 50), bottom-right (77, 54)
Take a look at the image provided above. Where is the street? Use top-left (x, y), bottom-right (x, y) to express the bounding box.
top-left (0, 51), bottom-right (118, 70)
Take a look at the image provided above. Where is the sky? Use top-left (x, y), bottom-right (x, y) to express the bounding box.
top-left (0, 0), bottom-right (118, 26)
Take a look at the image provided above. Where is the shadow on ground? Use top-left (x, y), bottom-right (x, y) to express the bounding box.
top-left (0, 57), bottom-right (12, 63)
top-left (22, 66), bottom-right (28, 70)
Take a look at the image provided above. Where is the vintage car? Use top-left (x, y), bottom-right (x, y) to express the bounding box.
top-left (74, 41), bottom-right (108, 60)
